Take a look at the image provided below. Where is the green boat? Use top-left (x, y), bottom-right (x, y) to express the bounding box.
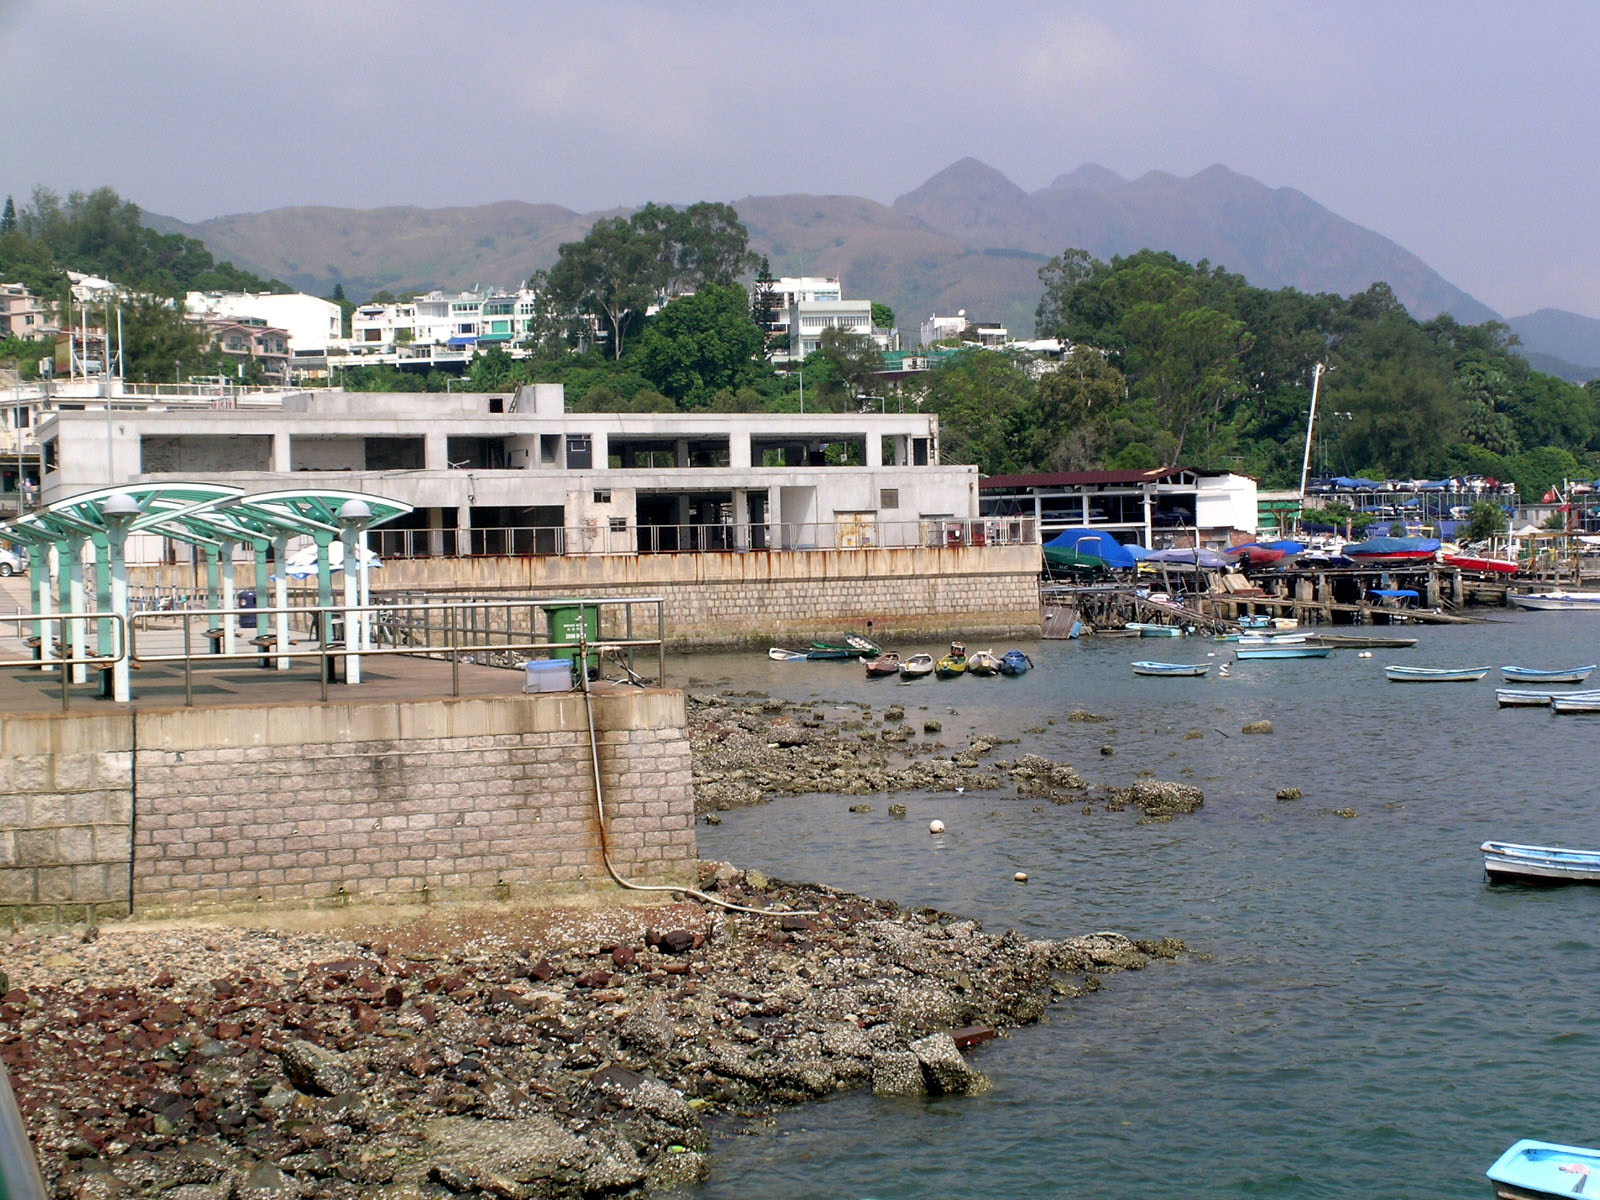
top-left (807, 634), bottom-right (880, 660)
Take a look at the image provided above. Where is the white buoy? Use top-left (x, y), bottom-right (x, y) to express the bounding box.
top-left (1206, 651), bottom-right (1216, 658)
top-left (1359, 651), bottom-right (1373, 658)
top-left (955, 786), bottom-right (966, 794)
top-left (1014, 871), bottom-right (1029, 883)
top-left (929, 819), bottom-right (946, 834)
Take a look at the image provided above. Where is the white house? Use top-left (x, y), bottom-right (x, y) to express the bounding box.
top-left (185, 292), bottom-right (343, 356)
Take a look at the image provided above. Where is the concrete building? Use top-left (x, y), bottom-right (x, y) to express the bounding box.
top-left (37, 383), bottom-right (981, 560)
top-left (920, 312), bottom-right (1008, 347)
top-left (193, 317), bottom-right (291, 383)
top-left (980, 467), bottom-right (1258, 547)
top-left (0, 283), bottom-right (54, 339)
top-left (349, 289), bottom-right (541, 352)
top-left (185, 292), bottom-right (343, 356)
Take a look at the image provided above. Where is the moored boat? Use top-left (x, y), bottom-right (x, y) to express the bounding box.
top-left (864, 652), bottom-right (901, 677)
top-left (807, 634), bottom-right (881, 660)
top-left (934, 653), bottom-right (967, 679)
top-left (1444, 553), bottom-right (1519, 574)
top-left (1550, 692), bottom-right (1600, 714)
top-left (1495, 688), bottom-right (1560, 707)
top-left (1482, 845), bottom-right (1600, 886)
top-left (1383, 664), bottom-right (1491, 682)
top-left (1487, 1138), bottom-right (1600, 1197)
top-left (1131, 661), bottom-right (1210, 677)
top-left (1343, 535), bottom-right (1441, 564)
top-left (1125, 621), bottom-right (1183, 637)
top-left (768, 647), bottom-right (808, 661)
top-left (1507, 591), bottom-right (1600, 611)
top-left (1234, 644), bottom-right (1332, 660)
top-left (966, 649), bottom-right (1000, 676)
top-left (898, 653), bottom-right (934, 680)
top-left (998, 649), bottom-right (1033, 676)
top-left (1501, 664), bottom-right (1596, 684)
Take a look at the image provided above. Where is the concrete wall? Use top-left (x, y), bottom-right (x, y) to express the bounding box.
top-left (0, 689), bottom-right (695, 927)
top-left (131, 544), bottom-right (1042, 645)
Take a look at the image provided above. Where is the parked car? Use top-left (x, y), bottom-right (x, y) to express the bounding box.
top-left (0, 547), bottom-right (29, 577)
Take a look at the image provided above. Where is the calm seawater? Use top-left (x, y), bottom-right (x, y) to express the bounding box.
top-left (680, 613), bottom-right (1600, 1199)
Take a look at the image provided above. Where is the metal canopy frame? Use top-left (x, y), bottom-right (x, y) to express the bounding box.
top-left (0, 484), bottom-right (413, 701)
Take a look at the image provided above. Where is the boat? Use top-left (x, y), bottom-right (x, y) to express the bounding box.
top-left (1042, 527), bottom-right (1141, 571)
top-left (1495, 689), bottom-right (1560, 707)
top-left (1487, 1138), bottom-right (1600, 1197)
top-left (1550, 693), bottom-right (1600, 714)
top-left (1507, 591), bottom-right (1600, 611)
top-left (1384, 665), bottom-right (1491, 682)
top-left (1234, 644), bottom-right (1333, 660)
top-left (1444, 552), bottom-right (1519, 575)
top-left (967, 649), bottom-right (1000, 677)
top-left (899, 653), bottom-right (934, 680)
top-left (768, 647), bottom-right (808, 661)
top-left (1343, 535), bottom-right (1441, 564)
top-left (1501, 664), bottom-right (1596, 684)
top-left (1132, 661), bottom-right (1210, 677)
top-left (807, 634), bottom-right (881, 660)
top-left (998, 649), bottom-right (1033, 676)
top-left (1125, 622), bottom-right (1184, 638)
top-left (1238, 614), bottom-right (1273, 629)
top-left (864, 652), bottom-right (901, 678)
top-left (1238, 633), bottom-right (1307, 646)
top-left (934, 653), bottom-right (967, 679)
top-left (1142, 546), bottom-right (1234, 568)
top-left (1481, 846), bottom-right (1600, 886)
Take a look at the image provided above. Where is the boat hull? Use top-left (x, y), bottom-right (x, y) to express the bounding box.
top-left (1501, 665), bottom-right (1596, 683)
top-left (1384, 666), bottom-right (1491, 682)
top-left (1550, 694), bottom-right (1600, 713)
top-left (1495, 689), bottom-right (1556, 707)
top-left (1508, 592), bottom-right (1600, 611)
top-left (1444, 554), bottom-right (1519, 574)
top-left (1132, 661), bottom-right (1209, 677)
top-left (1488, 1140), bottom-right (1600, 1198)
top-left (899, 655), bottom-right (934, 680)
top-left (1482, 844), bottom-right (1600, 884)
top-left (1234, 646), bottom-right (1332, 660)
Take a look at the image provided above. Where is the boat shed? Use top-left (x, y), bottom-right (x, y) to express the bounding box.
top-left (980, 467), bottom-right (1258, 548)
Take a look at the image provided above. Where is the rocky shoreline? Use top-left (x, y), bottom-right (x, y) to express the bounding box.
top-left (3, 693), bottom-right (1196, 1199)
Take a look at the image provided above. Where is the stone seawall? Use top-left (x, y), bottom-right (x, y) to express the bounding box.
top-left (130, 544), bottom-right (1043, 647)
top-left (0, 690), bottom-right (695, 927)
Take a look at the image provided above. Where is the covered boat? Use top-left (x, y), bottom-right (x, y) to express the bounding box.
top-left (1132, 661), bottom-right (1210, 677)
top-left (1384, 664), bottom-right (1491, 682)
top-left (998, 649), bottom-right (1033, 676)
top-left (1042, 527), bottom-right (1140, 571)
top-left (1501, 664), bottom-right (1596, 684)
top-left (1343, 535), bottom-right (1441, 563)
top-left (1487, 1137), bottom-right (1600, 1197)
top-left (1228, 539), bottom-right (1304, 566)
top-left (1142, 546), bottom-right (1233, 568)
top-left (899, 653), bottom-right (934, 680)
top-left (1507, 591), bottom-right (1600, 611)
top-left (1481, 847), bottom-right (1600, 886)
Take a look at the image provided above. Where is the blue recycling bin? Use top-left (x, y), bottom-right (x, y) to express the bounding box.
top-left (238, 589), bottom-right (258, 629)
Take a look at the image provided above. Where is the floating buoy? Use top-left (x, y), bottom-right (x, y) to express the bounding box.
top-left (1014, 871), bottom-right (1029, 883)
top-left (1206, 651), bottom-right (1216, 657)
top-left (1358, 651), bottom-right (1373, 658)
top-left (955, 786), bottom-right (966, 794)
top-left (929, 819), bottom-right (946, 834)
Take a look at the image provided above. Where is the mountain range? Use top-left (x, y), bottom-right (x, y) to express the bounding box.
top-left (145, 160), bottom-right (1600, 378)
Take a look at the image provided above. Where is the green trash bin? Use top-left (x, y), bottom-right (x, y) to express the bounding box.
top-left (545, 604), bottom-right (599, 676)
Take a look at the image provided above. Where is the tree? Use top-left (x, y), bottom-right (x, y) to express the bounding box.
top-left (1034, 248), bottom-right (1102, 337)
top-left (545, 216), bottom-right (661, 360)
top-left (921, 351), bottom-right (1037, 473)
top-left (0, 196), bottom-right (14, 235)
top-left (1464, 500), bottom-right (1508, 541)
top-left (815, 327), bottom-right (883, 406)
top-left (871, 302), bottom-right (895, 330)
top-left (117, 296), bottom-right (211, 383)
top-left (1032, 346), bottom-right (1126, 469)
top-left (635, 284), bottom-right (764, 408)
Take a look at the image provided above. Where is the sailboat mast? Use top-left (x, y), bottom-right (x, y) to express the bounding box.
top-left (1297, 362), bottom-right (1327, 521)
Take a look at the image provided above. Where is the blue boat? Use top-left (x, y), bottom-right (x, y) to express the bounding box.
top-left (1234, 644), bottom-right (1332, 660)
top-left (998, 650), bottom-right (1033, 676)
top-left (1042, 527), bottom-right (1141, 571)
top-left (1488, 1138), bottom-right (1600, 1196)
top-left (1125, 622), bottom-right (1184, 637)
top-left (1501, 664), bottom-right (1597, 684)
top-left (1343, 535), bottom-right (1441, 563)
top-left (1131, 661), bottom-right (1210, 677)
top-left (1481, 845), bottom-right (1600, 885)
top-left (1384, 664), bottom-right (1491, 682)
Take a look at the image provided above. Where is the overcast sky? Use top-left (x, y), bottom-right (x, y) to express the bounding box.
top-left (4, 0), bottom-right (1597, 319)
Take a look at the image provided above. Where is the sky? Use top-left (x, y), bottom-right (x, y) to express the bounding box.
top-left (4, 0), bottom-right (1598, 319)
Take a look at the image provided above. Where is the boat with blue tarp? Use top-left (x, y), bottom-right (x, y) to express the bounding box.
top-left (1042, 527), bottom-right (1141, 571)
top-left (1344, 535), bottom-right (1441, 563)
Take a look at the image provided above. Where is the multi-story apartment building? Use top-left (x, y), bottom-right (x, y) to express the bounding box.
top-left (0, 283), bottom-right (54, 339)
top-left (185, 292), bottom-right (343, 357)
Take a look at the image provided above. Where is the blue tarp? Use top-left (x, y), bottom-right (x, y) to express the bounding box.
top-left (1333, 476), bottom-right (1382, 490)
top-left (1371, 588), bottom-right (1419, 599)
top-left (1344, 536), bottom-right (1441, 558)
top-left (1144, 547), bottom-right (1233, 567)
top-left (1042, 527), bottom-right (1139, 569)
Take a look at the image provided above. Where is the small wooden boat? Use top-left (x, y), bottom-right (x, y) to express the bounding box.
top-left (807, 634), bottom-right (881, 660)
top-left (1384, 665), bottom-right (1491, 682)
top-left (1132, 661), bottom-right (1210, 677)
top-left (1482, 844), bottom-right (1600, 885)
top-left (935, 653), bottom-right (967, 679)
top-left (1501, 664), bottom-right (1596, 684)
top-left (1507, 591), bottom-right (1600, 611)
top-left (967, 649), bottom-right (1000, 676)
top-left (1234, 644), bottom-right (1332, 660)
top-left (1550, 692), bottom-right (1600, 714)
top-left (864, 652), bottom-right (901, 677)
top-left (1125, 622), bottom-right (1183, 637)
top-left (899, 653), bottom-right (934, 680)
top-left (1495, 688), bottom-right (1559, 707)
top-left (1238, 633), bottom-right (1308, 646)
top-left (1487, 1138), bottom-right (1600, 1197)
top-left (769, 647), bottom-right (808, 661)
top-left (998, 649), bottom-right (1033, 676)
top-left (1238, 615), bottom-right (1272, 629)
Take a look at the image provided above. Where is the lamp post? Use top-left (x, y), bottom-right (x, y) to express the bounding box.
top-left (338, 498), bottom-right (373, 685)
top-left (101, 492), bottom-right (141, 702)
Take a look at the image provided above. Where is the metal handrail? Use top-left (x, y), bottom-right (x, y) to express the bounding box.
top-left (128, 596), bottom-right (667, 706)
top-left (0, 611), bottom-right (127, 710)
top-left (0, 1061), bottom-right (47, 1200)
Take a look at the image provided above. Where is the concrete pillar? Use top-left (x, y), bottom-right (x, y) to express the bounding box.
top-left (273, 534), bottom-right (291, 670)
top-left (455, 505), bottom-right (471, 556)
top-left (732, 490), bottom-right (751, 551)
top-left (271, 432), bottom-right (291, 472)
top-left (590, 430), bottom-right (609, 470)
top-left (424, 431), bottom-right (448, 471)
top-left (675, 439), bottom-right (690, 468)
top-left (428, 508), bottom-right (445, 557)
top-left (65, 536), bottom-right (87, 683)
top-left (866, 435), bottom-right (882, 467)
top-left (219, 539), bottom-right (237, 657)
top-left (730, 433), bottom-right (752, 470)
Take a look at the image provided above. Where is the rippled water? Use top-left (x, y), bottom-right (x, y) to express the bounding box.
top-left (682, 614), bottom-right (1600, 1199)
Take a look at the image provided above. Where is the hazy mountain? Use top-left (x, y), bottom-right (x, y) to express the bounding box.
top-left (146, 158), bottom-right (1507, 340)
top-left (894, 159), bottom-right (1499, 326)
top-left (1508, 308), bottom-right (1600, 379)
